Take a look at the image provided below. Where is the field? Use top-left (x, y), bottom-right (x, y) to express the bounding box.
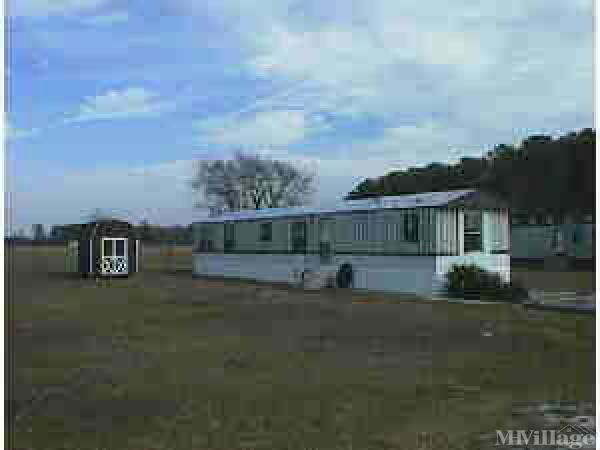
top-left (511, 264), bottom-right (595, 292)
top-left (7, 245), bottom-right (595, 450)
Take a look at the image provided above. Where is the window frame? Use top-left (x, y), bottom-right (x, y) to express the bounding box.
top-left (403, 212), bottom-right (419, 242)
top-left (463, 210), bottom-right (483, 253)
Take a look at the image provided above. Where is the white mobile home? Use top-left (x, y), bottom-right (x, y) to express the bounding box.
top-left (191, 189), bottom-right (510, 296)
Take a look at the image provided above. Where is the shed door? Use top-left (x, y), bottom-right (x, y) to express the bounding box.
top-left (101, 238), bottom-right (129, 275)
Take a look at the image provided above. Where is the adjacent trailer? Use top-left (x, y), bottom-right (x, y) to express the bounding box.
top-left (67, 220), bottom-right (140, 277)
top-left (191, 190), bottom-right (510, 296)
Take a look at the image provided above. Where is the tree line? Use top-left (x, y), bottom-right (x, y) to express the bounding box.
top-left (346, 128), bottom-right (595, 220)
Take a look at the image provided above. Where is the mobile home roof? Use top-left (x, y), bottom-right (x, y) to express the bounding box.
top-left (193, 189), bottom-right (480, 224)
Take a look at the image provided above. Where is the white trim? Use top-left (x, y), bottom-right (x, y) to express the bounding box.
top-left (136, 239), bottom-right (139, 272)
top-left (89, 239), bottom-right (93, 274)
top-left (100, 237), bottom-right (129, 275)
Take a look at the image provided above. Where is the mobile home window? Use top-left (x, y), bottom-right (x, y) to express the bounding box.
top-left (384, 222), bottom-right (401, 240)
top-left (259, 222), bottom-right (272, 242)
top-left (403, 213), bottom-right (419, 242)
top-left (353, 222), bottom-right (369, 241)
top-left (463, 210), bottom-right (482, 253)
top-left (194, 225), bottom-right (215, 252)
top-left (224, 223), bottom-right (235, 252)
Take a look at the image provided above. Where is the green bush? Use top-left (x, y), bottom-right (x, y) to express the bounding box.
top-left (444, 264), bottom-right (529, 303)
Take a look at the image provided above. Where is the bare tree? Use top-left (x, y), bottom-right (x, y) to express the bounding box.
top-left (191, 151), bottom-right (315, 215)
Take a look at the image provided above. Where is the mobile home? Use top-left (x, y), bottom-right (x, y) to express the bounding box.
top-left (191, 189), bottom-right (510, 296)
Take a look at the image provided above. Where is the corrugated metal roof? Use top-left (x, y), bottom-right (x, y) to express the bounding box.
top-left (193, 189), bottom-right (477, 223)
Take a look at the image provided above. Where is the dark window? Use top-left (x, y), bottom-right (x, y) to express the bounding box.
top-left (194, 240), bottom-right (214, 252)
top-left (194, 226), bottom-right (215, 253)
top-left (291, 221), bottom-right (307, 253)
top-left (260, 222), bottom-right (272, 242)
top-left (115, 239), bottom-right (125, 256)
top-left (463, 210), bottom-right (483, 253)
top-left (403, 213), bottom-right (419, 242)
top-left (464, 210), bottom-right (482, 232)
top-left (224, 223), bottom-right (235, 252)
top-left (103, 239), bottom-right (113, 257)
top-left (511, 213), bottom-right (527, 225)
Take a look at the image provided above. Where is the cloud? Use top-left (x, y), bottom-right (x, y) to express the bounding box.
top-left (66, 87), bottom-right (171, 123)
top-left (196, 109), bottom-right (331, 148)
top-left (9, 0), bottom-right (110, 17)
top-left (185, 0), bottom-right (592, 157)
top-left (82, 11), bottom-right (129, 26)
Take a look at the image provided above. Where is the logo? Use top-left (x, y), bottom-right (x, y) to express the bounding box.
top-left (496, 424), bottom-right (596, 449)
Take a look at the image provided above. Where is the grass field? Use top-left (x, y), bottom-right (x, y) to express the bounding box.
top-left (511, 266), bottom-right (595, 292)
top-left (7, 245), bottom-right (595, 450)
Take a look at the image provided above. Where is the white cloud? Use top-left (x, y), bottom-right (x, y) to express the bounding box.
top-left (196, 109), bottom-right (330, 148)
top-left (9, 0), bottom-right (110, 17)
top-left (188, 0), bottom-right (592, 158)
top-left (366, 121), bottom-right (475, 161)
top-left (67, 87), bottom-right (171, 123)
top-left (82, 11), bottom-right (129, 26)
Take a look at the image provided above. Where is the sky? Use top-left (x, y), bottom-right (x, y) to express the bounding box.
top-left (5, 0), bottom-right (594, 233)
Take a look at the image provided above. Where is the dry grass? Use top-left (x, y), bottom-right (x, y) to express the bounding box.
top-left (6, 245), bottom-right (595, 450)
top-left (511, 266), bottom-right (595, 291)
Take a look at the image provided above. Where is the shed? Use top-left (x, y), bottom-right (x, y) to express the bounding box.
top-left (67, 220), bottom-right (140, 277)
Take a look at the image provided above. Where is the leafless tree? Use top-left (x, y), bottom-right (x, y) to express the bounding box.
top-left (191, 151), bottom-right (315, 215)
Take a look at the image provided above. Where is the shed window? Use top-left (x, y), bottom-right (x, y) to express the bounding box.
top-left (103, 239), bottom-right (113, 257)
top-left (403, 213), bottom-right (419, 242)
top-left (224, 223), bottom-right (236, 252)
top-left (463, 210), bottom-right (482, 253)
top-left (115, 239), bottom-right (125, 256)
top-left (259, 222), bottom-right (272, 242)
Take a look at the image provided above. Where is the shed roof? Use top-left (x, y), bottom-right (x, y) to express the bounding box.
top-left (193, 189), bottom-right (504, 224)
top-left (80, 219), bottom-right (133, 237)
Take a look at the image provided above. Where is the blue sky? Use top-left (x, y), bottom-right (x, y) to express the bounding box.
top-left (5, 0), bottom-right (594, 233)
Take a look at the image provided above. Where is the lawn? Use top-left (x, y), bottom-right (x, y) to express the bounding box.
top-left (7, 245), bottom-right (596, 450)
top-left (511, 266), bottom-right (595, 291)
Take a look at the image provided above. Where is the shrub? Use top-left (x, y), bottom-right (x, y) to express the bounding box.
top-left (444, 264), bottom-right (529, 303)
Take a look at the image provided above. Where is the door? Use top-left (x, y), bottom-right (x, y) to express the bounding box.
top-left (101, 238), bottom-right (129, 275)
top-left (463, 210), bottom-right (483, 253)
top-left (291, 221), bottom-right (307, 254)
top-left (318, 218), bottom-right (335, 263)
